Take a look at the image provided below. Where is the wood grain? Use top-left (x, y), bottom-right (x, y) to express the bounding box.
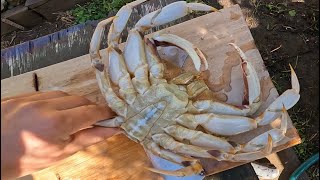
top-left (2, 5), bottom-right (301, 179)
top-left (31, 135), bottom-right (161, 180)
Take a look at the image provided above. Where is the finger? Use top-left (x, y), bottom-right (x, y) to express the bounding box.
top-left (63, 127), bottom-right (120, 154)
top-left (3, 91), bottom-right (69, 103)
top-left (1, 91), bottom-right (71, 113)
top-left (43, 95), bottom-right (94, 110)
top-left (1, 91), bottom-right (41, 102)
top-left (58, 104), bottom-right (116, 134)
top-left (20, 91), bottom-right (70, 101)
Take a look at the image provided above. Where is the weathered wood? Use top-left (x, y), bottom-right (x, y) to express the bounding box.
top-left (2, 5), bottom-right (301, 179)
top-left (278, 148), bottom-right (310, 180)
top-left (25, 0), bottom-right (90, 21)
top-left (29, 134), bottom-right (161, 180)
top-left (1, 5), bottom-right (44, 35)
top-left (1, 18), bottom-right (25, 30)
top-left (1, 5), bottom-right (29, 19)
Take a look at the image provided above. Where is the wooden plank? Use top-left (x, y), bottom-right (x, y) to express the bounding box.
top-left (1, 5), bottom-right (44, 35)
top-left (1, 72), bottom-right (36, 99)
top-left (277, 148), bottom-right (309, 180)
top-left (31, 134), bottom-right (161, 180)
top-left (2, 5), bottom-right (301, 179)
top-left (1, 18), bottom-right (25, 30)
top-left (1, 5), bottom-right (29, 19)
top-left (25, 0), bottom-right (90, 21)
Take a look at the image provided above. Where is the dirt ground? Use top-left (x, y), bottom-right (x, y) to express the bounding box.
top-left (239, 0), bottom-right (319, 178)
top-left (213, 0), bottom-right (319, 178)
top-left (1, 12), bottom-right (74, 49)
top-left (1, 0), bottom-right (319, 179)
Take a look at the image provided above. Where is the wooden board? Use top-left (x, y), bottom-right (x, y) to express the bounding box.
top-left (1, 5), bottom-right (301, 179)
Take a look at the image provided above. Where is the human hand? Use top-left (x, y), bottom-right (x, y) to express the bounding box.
top-left (1, 91), bottom-right (119, 180)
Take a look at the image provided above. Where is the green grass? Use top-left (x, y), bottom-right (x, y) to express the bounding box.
top-left (290, 108), bottom-right (319, 179)
top-left (70, 0), bottom-right (201, 24)
top-left (272, 71), bottom-right (318, 162)
top-left (70, 0), bottom-right (135, 24)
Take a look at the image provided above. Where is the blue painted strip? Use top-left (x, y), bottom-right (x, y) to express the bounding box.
top-left (1, 19), bottom-right (100, 63)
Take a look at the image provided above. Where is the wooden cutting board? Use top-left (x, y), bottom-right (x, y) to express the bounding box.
top-left (1, 5), bottom-right (301, 179)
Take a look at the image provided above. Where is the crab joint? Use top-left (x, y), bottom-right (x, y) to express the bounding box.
top-left (92, 60), bottom-right (105, 72)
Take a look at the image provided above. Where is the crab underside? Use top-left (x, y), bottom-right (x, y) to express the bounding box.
top-left (89, 0), bottom-right (300, 177)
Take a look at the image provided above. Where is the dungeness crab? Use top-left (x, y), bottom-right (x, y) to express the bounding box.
top-left (89, 0), bottom-right (300, 177)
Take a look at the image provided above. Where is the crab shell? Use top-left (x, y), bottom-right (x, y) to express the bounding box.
top-left (89, 0), bottom-right (300, 177)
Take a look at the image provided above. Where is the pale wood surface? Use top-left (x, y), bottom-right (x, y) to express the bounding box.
top-left (1, 5), bottom-right (301, 179)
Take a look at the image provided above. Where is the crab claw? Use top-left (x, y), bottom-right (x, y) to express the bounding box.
top-left (175, 113), bottom-right (257, 136)
top-left (208, 134), bottom-right (273, 162)
top-left (107, 6), bottom-right (132, 46)
top-left (242, 105), bottom-right (289, 152)
top-left (143, 140), bottom-right (204, 177)
top-left (135, 1), bottom-right (217, 32)
top-left (107, 0), bottom-right (148, 46)
top-left (90, 17), bottom-right (115, 66)
top-left (152, 33), bottom-right (208, 71)
top-left (228, 43), bottom-right (261, 115)
top-left (257, 64), bottom-right (300, 126)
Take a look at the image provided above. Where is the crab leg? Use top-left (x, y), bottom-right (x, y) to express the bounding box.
top-left (257, 65), bottom-right (300, 125)
top-left (175, 113), bottom-right (257, 136)
top-left (144, 38), bottom-right (167, 84)
top-left (209, 135), bottom-right (273, 162)
top-left (135, 1), bottom-right (217, 32)
top-left (188, 100), bottom-right (250, 115)
top-left (229, 43), bottom-right (261, 113)
top-left (152, 134), bottom-right (216, 158)
top-left (89, 17), bottom-right (128, 117)
top-left (153, 132), bottom-right (273, 162)
top-left (187, 43), bottom-right (261, 116)
top-left (188, 44), bottom-right (299, 126)
top-left (164, 125), bottom-right (241, 153)
top-left (152, 33), bottom-right (208, 71)
top-left (242, 105), bottom-right (288, 152)
top-left (123, 30), bottom-right (151, 94)
top-left (107, 5), bottom-right (132, 47)
top-left (107, 47), bottom-right (137, 104)
top-left (95, 69), bottom-right (128, 117)
top-left (90, 17), bottom-right (115, 69)
top-left (107, 0), bottom-right (149, 46)
top-left (143, 141), bottom-right (204, 177)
